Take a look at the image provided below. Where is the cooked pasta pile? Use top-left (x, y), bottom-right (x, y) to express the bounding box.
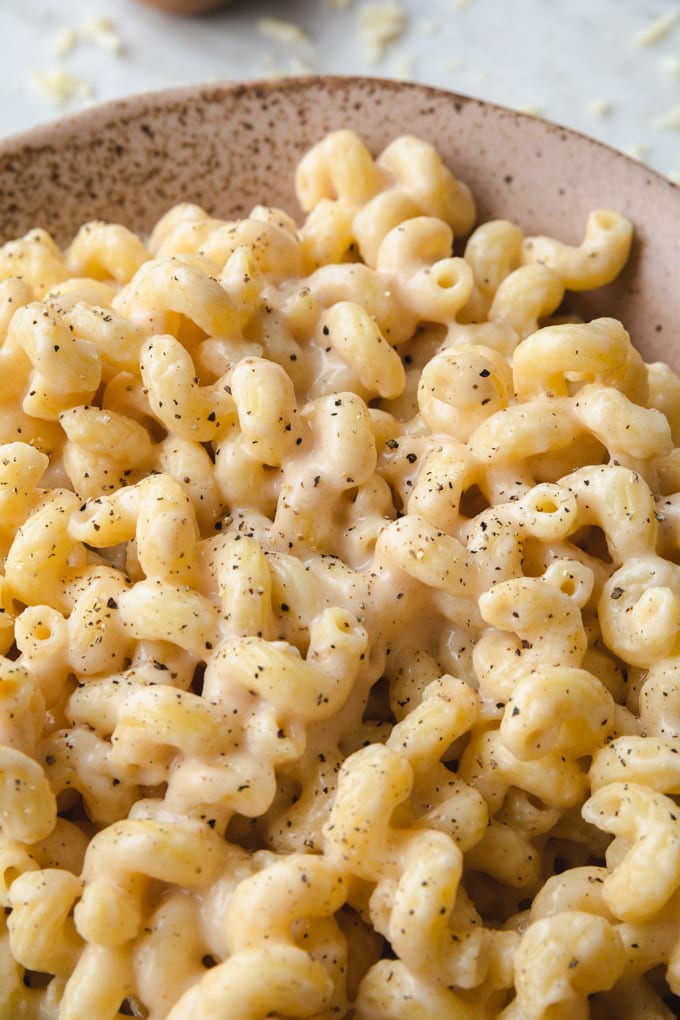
top-left (0, 129), bottom-right (679, 1019)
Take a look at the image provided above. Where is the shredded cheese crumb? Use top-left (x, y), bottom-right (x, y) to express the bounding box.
top-left (652, 102), bottom-right (680, 130)
top-left (517, 103), bottom-right (544, 117)
top-left (359, 1), bottom-right (408, 62)
top-left (51, 27), bottom-right (78, 59)
top-left (256, 17), bottom-right (312, 47)
top-left (49, 16), bottom-right (124, 62)
top-left (30, 67), bottom-right (94, 106)
top-left (668, 169), bottom-right (680, 185)
top-left (80, 16), bottom-right (125, 55)
top-left (585, 98), bottom-right (613, 119)
top-left (632, 10), bottom-right (680, 47)
top-left (391, 53), bottom-right (416, 80)
top-left (625, 143), bottom-right (651, 162)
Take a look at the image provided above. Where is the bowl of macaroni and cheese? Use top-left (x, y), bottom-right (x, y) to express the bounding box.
top-left (0, 76), bottom-right (679, 1019)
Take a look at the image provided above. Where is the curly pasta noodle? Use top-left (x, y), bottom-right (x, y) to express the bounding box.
top-left (0, 129), bottom-right (678, 1019)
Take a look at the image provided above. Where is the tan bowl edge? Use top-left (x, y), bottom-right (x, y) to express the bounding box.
top-left (0, 76), bottom-right (678, 366)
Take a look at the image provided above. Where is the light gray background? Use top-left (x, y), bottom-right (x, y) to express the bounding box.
top-left (0, 0), bottom-right (678, 181)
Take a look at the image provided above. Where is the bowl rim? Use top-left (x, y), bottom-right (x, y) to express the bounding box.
top-left (0, 73), bottom-right (675, 194)
top-left (0, 74), bottom-right (678, 364)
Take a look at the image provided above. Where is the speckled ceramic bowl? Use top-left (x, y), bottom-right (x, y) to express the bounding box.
top-left (0, 76), bottom-right (678, 365)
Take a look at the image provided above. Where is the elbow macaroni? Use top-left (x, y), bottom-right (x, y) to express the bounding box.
top-left (0, 128), bottom-right (677, 1019)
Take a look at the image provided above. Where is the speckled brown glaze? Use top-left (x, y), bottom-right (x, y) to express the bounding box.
top-left (0, 76), bottom-right (678, 365)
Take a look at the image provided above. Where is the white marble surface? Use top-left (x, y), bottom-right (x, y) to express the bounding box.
top-left (0, 0), bottom-right (678, 181)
